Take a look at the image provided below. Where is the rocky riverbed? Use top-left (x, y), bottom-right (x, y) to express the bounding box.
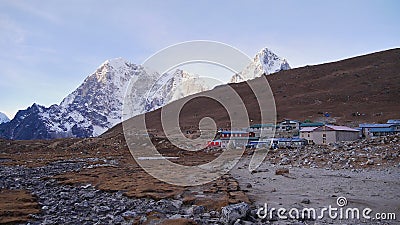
top-left (0, 158), bottom-right (236, 224)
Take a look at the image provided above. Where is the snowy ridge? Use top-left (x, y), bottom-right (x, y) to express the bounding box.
top-left (144, 69), bottom-right (213, 112)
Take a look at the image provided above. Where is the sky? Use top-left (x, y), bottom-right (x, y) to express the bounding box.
top-left (1, 0), bottom-right (399, 119)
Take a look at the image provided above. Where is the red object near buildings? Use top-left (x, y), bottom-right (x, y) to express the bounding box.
top-left (207, 139), bottom-right (221, 147)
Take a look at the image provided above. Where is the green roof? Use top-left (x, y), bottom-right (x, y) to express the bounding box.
top-left (300, 122), bottom-right (324, 127)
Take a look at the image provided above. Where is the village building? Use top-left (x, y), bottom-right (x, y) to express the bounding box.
top-left (275, 120), bottom-right (302, 137)
top-left (247, 140), bottom-right (273, 149)
top-left (387, 119), bottom-right (400, 124)
top-left (359, 120), bottom-right (400, 137)
top-left (300, 125), bottom-right (359, 145)
top-left (219, 130), bottom-right (256, 148)
top-left (207, 139), bottom-right (221, 147)
top-left (247, 124), bottom-right (277, 138)
top-left (276, 137), bottom-right (308, 148)
top-left (278, 120), bottom-right (301, 131)
top-left (248, 137), bottom-right (307, 149)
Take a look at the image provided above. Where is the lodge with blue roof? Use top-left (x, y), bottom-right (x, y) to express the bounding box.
top-left (359, 120), bottom-right (400, 137)
top-left (205, 119), bottom-right (400, 149)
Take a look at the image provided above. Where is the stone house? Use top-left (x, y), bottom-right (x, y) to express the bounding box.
top-left (300, 125), bottom-right (360, 145)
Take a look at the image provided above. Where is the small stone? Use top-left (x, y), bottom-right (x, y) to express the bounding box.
top-left (280, 157), bottom-right (291, 165)
top-left (220, 202), bottom-right (250, 225)
top-left (301, 198), bottom-right (310, 204)
top-left (233, 219), bottom-right (241, 225)
top-left (202, 213), bottom-right (211, 218)
top-left (95, 205), bottom-right (111, 213)
top-left (275, 168), bottom-right (289, 175)
top-left (122, 210), bottom-right (137, 218)
top-left (366, 159), bottom-right (374, 165)
top-left (113, 215), bottom-right (124, 223)
top-left (169, 214), bottom-right (189, 219)
top-left (193, 205), bottom-right (205, 215)
top-left (83, 192), bottom-right (95, 199)
top-left (185, 205), bottom-right (205, 215)
top-left (246, 183), bottom-right (252, 188)
top-left (210, 210), bottom-right (219, 217)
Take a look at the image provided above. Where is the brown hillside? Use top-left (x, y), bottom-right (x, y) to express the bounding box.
top-left (108, 48), bottom-right (400, 137)
top-left (268, 48), bottom-right (400, 126)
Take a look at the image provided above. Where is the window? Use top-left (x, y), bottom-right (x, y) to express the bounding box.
top-left (322, 133), bottom-right (326, 137)
top-left (308, 134), bottom-right (310, 137)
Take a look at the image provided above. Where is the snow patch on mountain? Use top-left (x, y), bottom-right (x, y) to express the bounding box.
top-left (0, 112), bottom-right (10, 124)
top-left (143, 69), bottom-right (214, 112)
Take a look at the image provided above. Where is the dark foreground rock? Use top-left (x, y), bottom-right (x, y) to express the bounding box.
top-left (0, 159), bottom-right (249, 225)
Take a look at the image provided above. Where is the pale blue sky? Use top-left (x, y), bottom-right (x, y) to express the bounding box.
top-left (1, 0), bottom-right (399, 118)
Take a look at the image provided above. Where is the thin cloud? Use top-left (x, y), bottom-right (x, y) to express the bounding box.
top-left (0, 14), bottom-right (27, 44)
top-left (3, 0), bottom-right (61, 24)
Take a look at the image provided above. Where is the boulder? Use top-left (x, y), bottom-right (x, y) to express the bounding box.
top-left (220, 202), bottom-right (250, 225)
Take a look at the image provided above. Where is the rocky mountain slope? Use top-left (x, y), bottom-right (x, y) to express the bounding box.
top-left (0, 48), bottom-right (289, 140)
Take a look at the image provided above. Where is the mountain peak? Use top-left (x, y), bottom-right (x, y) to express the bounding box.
top-left (258, 47), bottom-right (272, 54)
top-left (93, 58), bottom-right (137, 84)
top-left (256, 47), bottom-right (288, 64)
top-left (102, 57), bottom-right (130, 69)
top-left (230, 47), bottom-right (291, 83)
top-left (0, 112), bottom-right (10, 124)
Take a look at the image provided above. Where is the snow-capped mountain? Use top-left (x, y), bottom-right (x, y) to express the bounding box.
top-left (52, 58), bottom-right (154, 137)
top-left (0, 59), bottom-right (210, 139)
top-left (0, 58), bottom-right (161, 139)
top-left (0, 47), bottom-right (290, 140)
top-left (230, 48), bottom-right (290, 83)
top-left (0, 112), bottom-right (10, 124)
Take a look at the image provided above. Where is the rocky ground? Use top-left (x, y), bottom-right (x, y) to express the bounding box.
top-left (0, 136), bottom-right (248, 225)
top-left (0, 134), bottom-right (399, 224)
top-left (0, 159), bottom-right (234, 224)
top-left (231, 157), bottom-right (400, 224)
top-left (264, 134), bottom-right (400, 170)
